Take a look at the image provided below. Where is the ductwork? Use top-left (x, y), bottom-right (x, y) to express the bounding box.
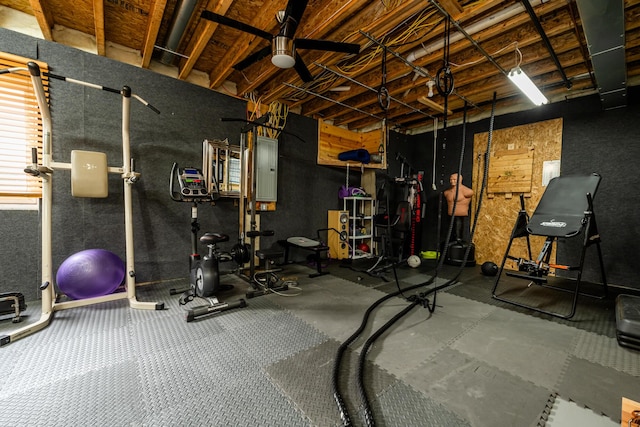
top-left (159, 0), bottom-right (199, 65)
top-left (575, 0), bottom-right (626, 109)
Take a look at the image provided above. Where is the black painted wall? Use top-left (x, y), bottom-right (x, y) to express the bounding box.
top-left (1, 27), bottom-right (638, 301)
top-left (0, 29), bottom-right (348, 300)
top-left (392, 89), bottom-right (640, 290)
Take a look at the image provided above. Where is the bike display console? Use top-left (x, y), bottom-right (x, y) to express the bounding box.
top-left (177, 167), bottom-right (209, 199)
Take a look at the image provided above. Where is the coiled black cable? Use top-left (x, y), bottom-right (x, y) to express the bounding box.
top-left (332, 97), bottom-right (498, 427)
top-left (355, 102), bottom-right (469, 425)
top-left (331, 276), bottom-right (437, 426)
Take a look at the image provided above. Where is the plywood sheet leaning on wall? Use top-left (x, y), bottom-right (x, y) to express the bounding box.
top-left (472, 118), bottom-right (563, 268)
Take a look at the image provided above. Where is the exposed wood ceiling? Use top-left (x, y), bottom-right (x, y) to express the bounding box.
top-left (1, 0), bottom-right (639, 133)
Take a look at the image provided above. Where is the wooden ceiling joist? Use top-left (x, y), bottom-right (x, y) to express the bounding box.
top-left (141, 0), bottom-right (169, 69)
top-left (2, 0), bottom-right (638, 132)
top-left (28, 0), bottom-right (54, 40)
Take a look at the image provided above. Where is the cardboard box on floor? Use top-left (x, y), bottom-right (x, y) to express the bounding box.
top-left (622, 397), bottom-right (640, 427)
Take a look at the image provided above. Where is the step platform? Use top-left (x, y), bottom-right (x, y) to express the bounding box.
top-left (615, 294), bottom-right (640, 351)
top-left (0, 292), bottom-right (26, 323)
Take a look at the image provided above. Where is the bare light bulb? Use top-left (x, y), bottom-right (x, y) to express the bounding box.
top-left (427, 80), bottom-right (435, 98)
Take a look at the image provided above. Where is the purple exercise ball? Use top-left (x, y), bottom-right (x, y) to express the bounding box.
top-left (56, 249), bottom-right (125, 300)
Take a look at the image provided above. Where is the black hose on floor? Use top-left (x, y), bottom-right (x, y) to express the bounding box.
top-left (333, 94), bottom-right (497, 426)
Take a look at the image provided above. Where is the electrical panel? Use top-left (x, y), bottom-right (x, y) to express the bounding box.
top-left (255, 136), bottom-right (278, 202)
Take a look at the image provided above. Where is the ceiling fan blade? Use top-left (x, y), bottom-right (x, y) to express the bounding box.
top-left (233, 45), bottom-right (273, 71)
top-left (279, 0), bottom-right (309, 38)
top-left (295, 38), bottom-right (360, 54)
top-left (284, 0), bottom-right (309, 26)
top-left (293, 53), bottom-right (314, 83)
top-left (201, 10), bottom-right (273, 41)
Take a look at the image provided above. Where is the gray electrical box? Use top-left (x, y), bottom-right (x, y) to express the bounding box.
top-left (255, 136), bottom-right (278, 202)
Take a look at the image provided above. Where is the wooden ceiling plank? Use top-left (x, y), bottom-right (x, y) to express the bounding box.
top-left (257, 1), bottom-right (429, 104)
top-left (297, 0), bottom-right (373, 40)
top-left (2, 0), bottom-right (635, 132)
top-left (28, 0), bottom-right (54, 40)
top-left (141, 0), bottom-right (168, 68)
top-left (179, 0), bottom-right (234, 80)
top-left (437, 0), bottom-right (463, 17)
top-left (179, 21), bottom-right (216, 79)
top-left (322, 0), bottom-right (564, 111)
top-left (93, 0), bottom-right (106, 56)
top-left (417, 95), bottom-right (453, 114)
top-left (302, 0), bottom-right (571, 119)
top-left (236, 0), bottom-right (424, 97)
top-left (291, 0), bottom-right (507, 106)
top-left (264, 0), bottom-right (509, 104)
top-left (294, 1), bottom-right (504, 115)
top-left (208, 1), bottom-right (284, 89)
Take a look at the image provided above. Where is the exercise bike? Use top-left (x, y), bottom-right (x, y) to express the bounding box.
top-left (169, 163), bottom-right (246, 321)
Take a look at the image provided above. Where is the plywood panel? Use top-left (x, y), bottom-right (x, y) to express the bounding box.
top-left (488, 148), bottom-right (534, 194)
top-left (361, 127), bottom-right (387, 167)
top-left (317, 120), bottom-right (386, 169)
top-left (472, 118), bottom-right (562, 267)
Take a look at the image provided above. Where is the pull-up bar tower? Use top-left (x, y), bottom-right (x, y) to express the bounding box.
top-left (0, 62), bottom-right (164, 346)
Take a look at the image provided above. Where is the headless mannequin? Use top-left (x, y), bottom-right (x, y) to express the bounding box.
top-left (443, 173), bottom-right (473, 242)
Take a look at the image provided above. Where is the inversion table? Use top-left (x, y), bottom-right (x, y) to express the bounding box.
top-left (491, 173), bottom-right (608, 319)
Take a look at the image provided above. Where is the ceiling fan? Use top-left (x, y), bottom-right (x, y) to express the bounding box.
top-left (201, 0), bottom-right (360, 82)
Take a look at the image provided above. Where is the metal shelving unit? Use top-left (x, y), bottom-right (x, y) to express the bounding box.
top-left (343, 196), bottom-right (375, 259)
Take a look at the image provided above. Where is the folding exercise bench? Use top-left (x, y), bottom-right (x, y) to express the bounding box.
top-left (279, 237), bottom-right (330, 278)
top-left (491, 173), bottom-right (608, 319)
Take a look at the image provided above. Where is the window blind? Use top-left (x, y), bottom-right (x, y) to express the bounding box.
top-left (0, 52), bottom-right (49, 203)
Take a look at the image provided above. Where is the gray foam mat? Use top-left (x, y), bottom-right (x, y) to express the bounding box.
top-left (265, 338), bottom-right (397, 426)
top-left (404, 347), bottom-right (552, 427)
top-left (1, 270), bottom-right (637, 427)
top-left (374, 380), bottom-right (471, 427)
top-left (556, 356), bottom-right (640, 422)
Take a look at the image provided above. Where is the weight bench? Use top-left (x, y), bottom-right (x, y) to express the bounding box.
top-left (279, 237), bottom-right (330, 278)
top-left (256, 247), bottom-right (285, 271)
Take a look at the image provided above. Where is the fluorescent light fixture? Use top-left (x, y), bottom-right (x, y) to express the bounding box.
top-left (508, 67), bottom-right (548, 106)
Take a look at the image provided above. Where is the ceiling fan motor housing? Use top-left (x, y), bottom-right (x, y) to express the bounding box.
top-left (272, 36), bottom-right (296, 68)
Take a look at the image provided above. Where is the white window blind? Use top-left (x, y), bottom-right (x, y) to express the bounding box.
top-left (0, 52), bottom-right (49, 205)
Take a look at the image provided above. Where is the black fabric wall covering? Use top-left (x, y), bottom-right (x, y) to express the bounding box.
top-left (1, 28), bottom-right (638, 299)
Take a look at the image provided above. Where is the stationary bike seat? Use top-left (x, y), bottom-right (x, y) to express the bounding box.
top-left (200, 232), bottom-right (229, 245)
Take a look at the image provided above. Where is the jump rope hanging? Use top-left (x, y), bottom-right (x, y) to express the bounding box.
top-left (437, 15), bottom-right (454, 192)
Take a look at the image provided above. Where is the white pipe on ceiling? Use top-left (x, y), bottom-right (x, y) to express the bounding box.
top-left (406, 0), bottom-right (543, 64)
